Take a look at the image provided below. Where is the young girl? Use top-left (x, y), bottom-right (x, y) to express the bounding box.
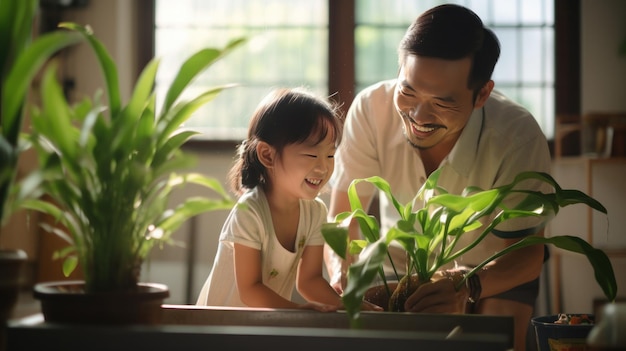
top-left (196, 88), bottom-right (354, 311)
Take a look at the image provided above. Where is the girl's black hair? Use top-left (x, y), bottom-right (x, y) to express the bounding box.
top-left (398, 4), bottom-right (501, 97)
top-left (228, 88), bottom-right (343, 194)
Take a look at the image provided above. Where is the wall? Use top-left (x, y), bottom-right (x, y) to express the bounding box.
top-left (581, 0), bottom-right (626, 113)
top-left (566, 0), bottom-right (626, 314)
top-left (547, 159), bottom-right (626, 314)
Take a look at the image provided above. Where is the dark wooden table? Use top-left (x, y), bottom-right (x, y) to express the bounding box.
top-left (5, 306), bottom-right (514, 351)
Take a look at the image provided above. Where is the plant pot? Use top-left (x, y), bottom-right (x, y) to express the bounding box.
top-left (364, 275), bottom-right (422, 312)
top-left (531, 314), bottom-right (595, 351)
top-left (33, 281), bottom-right (170, 325)
top-left (0, 249), bottom-right (27, 322)
top-left (364, 284), bottom-right (393, 311)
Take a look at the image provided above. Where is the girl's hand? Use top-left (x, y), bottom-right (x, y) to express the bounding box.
top-left (360, 300), bottom-right (384, 311)
top-left (297, 301), bottom-right (340, 312)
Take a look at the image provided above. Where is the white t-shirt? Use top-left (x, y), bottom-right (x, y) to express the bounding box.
top-left (331, 79), bottom-right (552, 274)
top-left (196, 186), bottom-right (327, 307)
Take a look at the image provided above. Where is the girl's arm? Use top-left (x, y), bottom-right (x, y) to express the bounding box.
top-left (296, 245), bottom-right (344, 306)
top-left (299, 245), bottom-right (383, 311)
top-left (233, 243), bottom-right (337, 311)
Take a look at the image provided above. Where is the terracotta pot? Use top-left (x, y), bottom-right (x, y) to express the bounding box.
top-left (364, 284), bottom-right (394, 311)
top-left (34, 281), bottom-right (170, 325)
top-left (0, 249), bottom-right (27, 322)
top-left (388, 275), bottom-right (421, 312)
top-left (364, 275), bottom-right (422, 312)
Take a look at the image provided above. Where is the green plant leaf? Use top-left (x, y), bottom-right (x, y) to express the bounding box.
top-left (350, 209), bottom-right (380, 243)
top-left (125, 58), bottom-right (159, 121)
top-left (38, 64), bottom-right (77, 160)
top-left (554, 189), bottom-right (607, 213)
top-left (52, 245), bottom-right (76, 260)
top-left (108, 59), bottom-right (160, 160)
top-left (343, 239), bottom-right (390, 320)
top-left (59, 22), bottom-right (121, 118)
top-left (465, 235), bottom-right (617, 302)
top-left (162, 48), bottom-right (221, 113)
top-left (321, 222), bottom-right (349, 260)
top-left (157, 85), bottom-right (234, 148)
top-left (78, 105), bottom-right (107, 150)
top-left (2, 30), bottom-right (82, 145)
top-left (155, 197), bottom-right (235, 234)
top-left (62, 255), bottom-right (79, 277)
top-left (349, 176), bottom-right (406, 219)
top-left (41, 222), bottom-right (74, 246)
top-left (21, 198), bottom-right (70, 230)
top-left (0, 0), bottom-right (36, 85)
top-left (161, 38), bottom-right (246, 114)
top-left (7, 170), bottom-right (44, 211)
top-left (184, 173), bottom-right (232, 199)
top-left (348, 239), bottom-right (368, 255)
top-left (151, 130), bottom-right (199, 171)
top-left (151, 150), bottom-right (197, 182)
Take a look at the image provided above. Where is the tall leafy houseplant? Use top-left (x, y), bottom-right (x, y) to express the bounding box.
top-left (323, 170), bottom-right (617, 326)
top-left (0, 0), bottom-right (82, 324)
top-left (22, 22), bottom-right (244, 294)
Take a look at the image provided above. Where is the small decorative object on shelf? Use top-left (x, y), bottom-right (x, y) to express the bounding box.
top-left (532, 314), bottom-right (595, 351)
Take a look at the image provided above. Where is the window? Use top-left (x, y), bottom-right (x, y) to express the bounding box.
top-left (154, 0), bottom-right (328, 140)
top-left (154, 0), bottom-right (555, 140)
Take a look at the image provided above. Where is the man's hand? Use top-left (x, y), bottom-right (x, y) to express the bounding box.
top-left (403, 270), bottom-right (469, 313)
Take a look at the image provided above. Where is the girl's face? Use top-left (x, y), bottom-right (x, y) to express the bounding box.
top-left (272, 125), bottom-right (336, 201)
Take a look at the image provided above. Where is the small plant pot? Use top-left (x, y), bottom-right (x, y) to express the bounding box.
top-left (34, 281), bottom-right (170, 325)
top-left (364, 275), bottom-right (423, 312)
top-left (364, 284), bottom-right (394, 311)
top-left (0, 249), bottom-right (27, 322)
top-left (531, 314), bottom-right (595, 351)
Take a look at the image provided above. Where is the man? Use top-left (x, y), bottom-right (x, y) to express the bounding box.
top-left (325, 4), bottom-right (551, 351)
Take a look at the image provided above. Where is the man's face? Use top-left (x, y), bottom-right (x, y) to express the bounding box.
top-left (394, 55), bottom-right (480, 151)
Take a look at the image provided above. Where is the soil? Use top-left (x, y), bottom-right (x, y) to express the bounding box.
top-left (363, 275), bottom-right (422, 311)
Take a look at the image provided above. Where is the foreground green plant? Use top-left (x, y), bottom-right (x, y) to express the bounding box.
top-left (323, 170), bottom-right (617, 326)
top-left (1, 0), bottom-right (82, 237)
top-left (21, 23), bottom-right (244, 292)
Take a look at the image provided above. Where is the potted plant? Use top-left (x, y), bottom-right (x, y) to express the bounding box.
top-left (1, 0), bottom-right (83, 324)
top-left (322, 170), bottom-right (617, 326)
top-left (19, 22), bottom-right (244, 324)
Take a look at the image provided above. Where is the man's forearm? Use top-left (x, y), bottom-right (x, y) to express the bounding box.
top-left (477, 241), bottom-right (544, 298)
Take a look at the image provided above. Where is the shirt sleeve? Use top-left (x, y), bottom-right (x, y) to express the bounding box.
top-left (303, 198), bottom-right (329, 246)
top-left (221, 196), bottom-right (266, 250)
top-left (331, 86), bottom-right (381, 197)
